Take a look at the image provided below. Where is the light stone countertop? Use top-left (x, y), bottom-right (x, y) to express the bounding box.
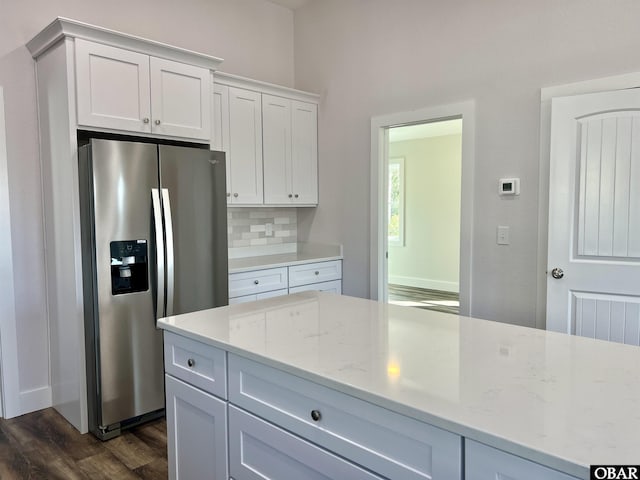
top-left (158, 292), bottom-right (640, 479)
top-left (228, 242), bottom-right (342, 273)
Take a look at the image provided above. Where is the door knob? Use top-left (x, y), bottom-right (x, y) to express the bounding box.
top-left (154, 119), bottom-right (161, 125)
top-left (551, 268), bottom-right (564, 279)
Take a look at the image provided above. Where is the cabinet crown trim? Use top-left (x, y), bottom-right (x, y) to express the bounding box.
top-left (26, 17), bottom-right (224, 70)
top-left (215, 71), bottom-right (320, 104)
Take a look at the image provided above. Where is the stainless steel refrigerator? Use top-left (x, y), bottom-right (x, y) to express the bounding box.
top-left (78, 138), bottom-right (228, 440)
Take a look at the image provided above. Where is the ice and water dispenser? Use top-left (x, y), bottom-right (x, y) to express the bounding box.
top-left (110, 240), bottom-right (149, 295)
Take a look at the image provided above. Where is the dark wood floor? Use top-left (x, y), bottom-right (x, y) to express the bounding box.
top-left (388, 284), bottom-right (460, 314)
top-left (0, 408), bottom-right (168, 479)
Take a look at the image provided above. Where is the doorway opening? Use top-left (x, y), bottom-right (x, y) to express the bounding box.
top-left (370, 101), bottom-right (474, 316)
top-left (386, 120), bottom-right (462, 314)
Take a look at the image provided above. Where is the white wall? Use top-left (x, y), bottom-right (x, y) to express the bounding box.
top-left (388, 134), bottom-right (461, 292)
top-left (294, 0), bottom-right (640, 326)
top-left (0, 0), bottom-right (294, 414)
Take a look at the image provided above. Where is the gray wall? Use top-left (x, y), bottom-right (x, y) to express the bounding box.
top-left (0, 0), bottom-right (294, 410)
top-left (294, 0), bottom-right (640, 326)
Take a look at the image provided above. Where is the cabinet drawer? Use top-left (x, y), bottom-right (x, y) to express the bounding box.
top-left (229, 267), bottom-right (288, 298)
top-left (289, 279), bottom-right (342, 294)
top-left (229, 354), bottom-right (462, 480)
top-left (288, 260), bottom-right (342, 287)
top-left (229, 406), bottom-right (384, 480)
top-left (163, 332), bottom-right (227, 399)
top-left (465, 440), bottom-right (579, 480)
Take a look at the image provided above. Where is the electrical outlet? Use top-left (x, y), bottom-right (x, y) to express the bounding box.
top-left (265, 223), bottom-right (273, 237)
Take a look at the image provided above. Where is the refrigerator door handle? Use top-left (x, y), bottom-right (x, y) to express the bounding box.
top-left (161, 188), bottom-right (175, 316)
top-left (151, 188), bottom-right (165, 319)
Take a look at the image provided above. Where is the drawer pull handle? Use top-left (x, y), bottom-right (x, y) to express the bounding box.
top-left (314, 271), bottom-right (319, 275)
top-left (187, 358), bottom-right (195, 368)
top-left (310, 409), bottom-right (322, 422)
top-left (254, 280), bottom-right (259, 285)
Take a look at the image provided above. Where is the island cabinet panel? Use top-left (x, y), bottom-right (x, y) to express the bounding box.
top-left (228, 406), bottom-right (385, 480)
top-left (465, 440), bottom-right (580, 480)
top-left (165, 375), bottom-right (228, 480)
top-left (228, 354), bottom-right (463, 480)
top-left (164, 331), bottom-right (227, 398)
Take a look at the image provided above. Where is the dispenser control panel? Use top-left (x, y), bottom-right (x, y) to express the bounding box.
top-left (110, 240), bottom-right (149, 295)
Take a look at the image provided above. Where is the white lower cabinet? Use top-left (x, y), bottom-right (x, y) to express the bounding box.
top-left (289, 279), bottom-right (342, 294)
top-left (228, 406), bottom-right (384, 480)
top-left (465, 440), bottom-right (580, 480)
top-left (228, 259), bottom-right (342, 304)
top-left (165, 375), bottom-right (228, 480)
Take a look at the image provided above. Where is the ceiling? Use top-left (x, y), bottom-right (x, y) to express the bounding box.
top-left (388, 119), bottom-right (463, 142)
top-left (267, 0), bottom-right (313, 9)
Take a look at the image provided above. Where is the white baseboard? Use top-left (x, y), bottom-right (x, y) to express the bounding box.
top-left (17, 386), bottom-right (52, 417)
top-left (389, 275), bottom-right (459, 293)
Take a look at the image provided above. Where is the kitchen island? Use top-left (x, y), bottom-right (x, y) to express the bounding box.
top-left (158, 292), bottom-right (640, 480)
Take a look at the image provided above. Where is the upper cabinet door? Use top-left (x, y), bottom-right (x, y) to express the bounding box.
top-left (228, 87), bottom-right (263, 205)
top-left (291, 100), bottom-right (318, 205)
top-left (150, 57), bottom-right (211, 141)
top-left (212, 84), bottom-right (231, 201)
top-left (75, 39), bottom-right (151, 133)
top-left (263, 94), bottom-right (292, 205)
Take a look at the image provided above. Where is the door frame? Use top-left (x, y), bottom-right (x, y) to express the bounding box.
top-left (370, 101), bottom-right (475, 316)
top-left (537, 71), bottom-right (640, 330)
top-left (0, 86), bottom-right (20, 418)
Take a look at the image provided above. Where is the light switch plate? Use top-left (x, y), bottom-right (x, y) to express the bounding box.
top-left (497, 226), bottom-right (510, 245)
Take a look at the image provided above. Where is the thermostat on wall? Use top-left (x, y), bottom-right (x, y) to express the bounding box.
top-left (499, 178), bottom-right (520, 196)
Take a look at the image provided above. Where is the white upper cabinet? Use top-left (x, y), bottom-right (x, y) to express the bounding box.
top-left (149, 57), bottom-right (211, 140)
top-left (75, 39), bottom-right (152, 134)
top-left (228, 86), bottom-right (264, 205)
top-left (213, 72), bottom-right (319, 206)
top-left (212, 84), bottom-right (231, 195)
top-left (262, 95), bottom-right (318, 205)
top-left (262, 94), bottom-right (293, 204)
top-left (75, 39), bottom-right (211, 141)
top-left (291, 100), bottom-right (318, 205)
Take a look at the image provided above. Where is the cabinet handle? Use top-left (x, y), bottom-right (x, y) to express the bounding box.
top-left (288, 194), bottom-right (293, 198)
top-left (254, 280), bottom-right (259, 285)
top-left (294, 194), bottom-right (299, 198)
top-left (142, 118), bottom-right (150, 124)
top-left (310, 409), bottom-right (321, 422)
top-left (315, 271), bottom-right (320, 275)
top-left (187, 358), bottom-right (195, 368)
top-left (154, 119), bottom-right (161, 125)
top-left (227, 193), bottom-right (231, 197)
top-left (234, 193), bottom-right (239, 198)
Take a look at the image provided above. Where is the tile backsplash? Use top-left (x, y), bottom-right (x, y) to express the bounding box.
top-left (227, 207), bottom-right (297, 248)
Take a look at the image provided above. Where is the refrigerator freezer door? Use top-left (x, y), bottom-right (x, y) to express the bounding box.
top-left (88, 139), bottom-right (164, 429)
top-left (159, 145), bottom-right (229, 315)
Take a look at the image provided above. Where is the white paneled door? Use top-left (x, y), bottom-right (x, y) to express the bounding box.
top-left (547, 88), bottom-right (640, 345)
